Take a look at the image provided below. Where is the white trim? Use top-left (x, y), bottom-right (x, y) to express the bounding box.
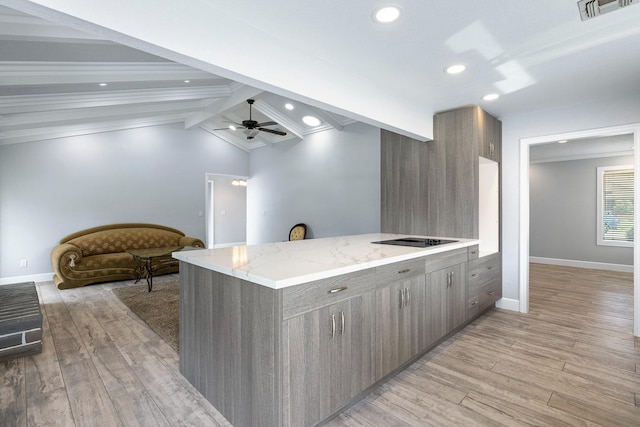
top-left (0, 61), bottom-right (219, 86)
top-left (530, 256), bottom-right (633, 273)
top-left (0, 272), bottom-right (53, 285)
top-left (520, 123), bottom-right (640, 337)
top-left (495, 298), bottom-right (520, 311)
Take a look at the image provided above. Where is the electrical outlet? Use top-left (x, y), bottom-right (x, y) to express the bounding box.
top-left (20, 259), bottom-right (27, 268)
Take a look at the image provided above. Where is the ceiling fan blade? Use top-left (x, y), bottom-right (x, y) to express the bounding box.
top-left (256, 121), bottom-right (278, 127)
top-left (258, 127), bottom-right (287, 136)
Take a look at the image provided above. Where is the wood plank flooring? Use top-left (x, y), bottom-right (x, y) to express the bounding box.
top-left (327, 263), bottom-right (639, 427)
top-left (1, 264), bottom-right (638, 426)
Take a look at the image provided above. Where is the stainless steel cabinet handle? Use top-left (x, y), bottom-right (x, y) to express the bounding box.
top-left (488, 291), bottom-right (495, 295)
top-left (400, 288), bottom-right (405, 308)
top-left (398, 268), bottom-right (410, 274)
top-left (328, 286), bottom-right (348, 294)
top-left (340, 311), bottom-right (345, 335)
top-left (471, 300), bottom-right (478, 306)
top-left (330, 314), bottom-right (336, 338)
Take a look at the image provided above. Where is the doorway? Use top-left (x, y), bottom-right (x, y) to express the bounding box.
top-left (519, 123), bottom-right (640, 336)
top-left (205, 173), bottom-right (248, 248)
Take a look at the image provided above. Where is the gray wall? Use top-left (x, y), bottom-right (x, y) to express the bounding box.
top-left (0, 123), bottom-right (248, 279)
top-left (247, 122), bottom-right (381, 244)
top-left (530, 155), bottom-right (633, 266)
top-left (501, 93), bottom-right (640, 301)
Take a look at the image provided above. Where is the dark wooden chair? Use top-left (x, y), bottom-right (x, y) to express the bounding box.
top-left (289, 223), bottom-right (307, 241)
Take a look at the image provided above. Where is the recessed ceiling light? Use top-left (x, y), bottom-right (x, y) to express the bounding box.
top-left (482, 93), bottom-right (499, 101)
top-left (99, 83), bottom-right (108, 86)
top-left (184, 80), bottom-right (190, 83)
top-left (372, 6), bottom-right (401, 23)
top-left (285, 103), bottom-right (294, 110)
top-left (302, 116), bottom-right (321, 127)
top-left (445, 64), bottom-right (466, 74)
top-left (558, 140), bottom-right (568, 144)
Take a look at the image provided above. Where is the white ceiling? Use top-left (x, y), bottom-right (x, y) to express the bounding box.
top-left (530, 134), bottom-right (634, 163)
top-left (2, 1), bottom-right (640, 151)
top-left (0, 5), bottom-right (354, 150)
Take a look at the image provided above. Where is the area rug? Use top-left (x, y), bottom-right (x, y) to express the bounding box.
top-left (112, 279), bottom-right (179, 352)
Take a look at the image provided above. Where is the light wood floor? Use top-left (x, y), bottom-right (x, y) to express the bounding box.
top-left (1, 265), bottom-right (639, 426)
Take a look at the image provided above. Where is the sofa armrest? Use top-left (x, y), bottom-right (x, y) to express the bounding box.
top-left (51, 243), bottom-right (83, 277)
top-left (179, 236), bottom-right (205, 248)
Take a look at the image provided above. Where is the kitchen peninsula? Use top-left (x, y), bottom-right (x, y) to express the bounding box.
top-left (173, 233), bottom-right (495, 427)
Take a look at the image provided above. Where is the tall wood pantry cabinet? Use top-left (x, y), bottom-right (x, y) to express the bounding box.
top-left (381, 105), bottom-right (502, 318)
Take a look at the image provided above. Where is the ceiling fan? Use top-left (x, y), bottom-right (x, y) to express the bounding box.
top-left (213, 99), bottom-right (287, 140)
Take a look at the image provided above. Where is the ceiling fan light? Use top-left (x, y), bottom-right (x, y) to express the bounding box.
top-left (228, 125), bottom-right (237, 131)
top-left (302, 115), bottom-right (321, 127)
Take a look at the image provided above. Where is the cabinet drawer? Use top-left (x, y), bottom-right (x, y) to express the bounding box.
top-left (468, 253), bottom-right (501, 286)
top-left (282, 268), bottom-right (377, 319)
top-left (424, 248), bottom-right (468, 273)
top-left (467, 277), bottom-right (501, 318)
top-left (376, 258), bottom-right (426, 285)
top-left (467, 245), bottom-right (479, 260)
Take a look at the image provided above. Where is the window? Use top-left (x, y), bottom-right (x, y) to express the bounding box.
top-left (597, 165), bottom-right (634, 247)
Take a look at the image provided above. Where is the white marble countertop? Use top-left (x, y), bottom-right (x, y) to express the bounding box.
top-left (173, 233), bottom-right (479, 289)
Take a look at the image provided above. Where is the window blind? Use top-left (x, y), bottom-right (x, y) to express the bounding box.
top-left (601, 168), bottom-right (634, 242)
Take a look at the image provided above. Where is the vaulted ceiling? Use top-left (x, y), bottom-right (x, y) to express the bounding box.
top-left (2, 1), bottom-right (640, 152)
top-left (0, 5), bottom-right (354, 151)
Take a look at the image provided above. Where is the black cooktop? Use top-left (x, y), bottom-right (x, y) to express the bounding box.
top-left (372, 237), bottom-right (458, 248)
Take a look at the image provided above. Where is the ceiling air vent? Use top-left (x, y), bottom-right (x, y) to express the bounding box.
top-left (578, 0), bottom-right (639, 21)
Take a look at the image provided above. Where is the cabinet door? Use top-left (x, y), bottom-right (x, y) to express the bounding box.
top-left (285, 294), bottom-right (375, 426)
top-left (425, 262), bottom-right (467, 346)
top-left (447, 262), bottom-right (467, 331)
top-left (479, 108), bottom-right (501, 163)
top-left (375, 274), bottom-right (426, 380)
top-left (429, 107), bottom-right (479, 239)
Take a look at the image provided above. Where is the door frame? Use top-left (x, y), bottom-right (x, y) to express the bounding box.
top-left (519, 123), bottom-right (640, 336)
top-left (205, 173), bottom-right (249, 249)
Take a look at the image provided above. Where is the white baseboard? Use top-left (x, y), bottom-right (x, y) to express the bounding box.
top-left (0, 272), bottom-right (54, 285)
top-left (495, 297), bottom-right (520, 312)
top-left (530, 256), bottom-right (633, 273)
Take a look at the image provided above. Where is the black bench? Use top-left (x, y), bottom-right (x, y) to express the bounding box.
top-left (0, 282), bottom-right (43, 362)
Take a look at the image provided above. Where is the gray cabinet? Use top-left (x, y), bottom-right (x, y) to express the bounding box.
top-left (375, 259), bottom-right (427, 380)
top-left (467, 252), bottom-right (502, 320)
top-left (181, 247), bottom-right (476, 427)
top-left (381, 105), bottom-right (502, 242)
top-left (380, 130), bottom-right (429, 235)
top-left (285, 292), bottom-right (376, 427)
top-left (426, 261), bottom-right (467, 344)
top-left (478, 107), bottom-right (502, 162)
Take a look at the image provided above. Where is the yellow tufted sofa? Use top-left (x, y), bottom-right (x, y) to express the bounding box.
top-left (51, 223), bottom-right (204, 290)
